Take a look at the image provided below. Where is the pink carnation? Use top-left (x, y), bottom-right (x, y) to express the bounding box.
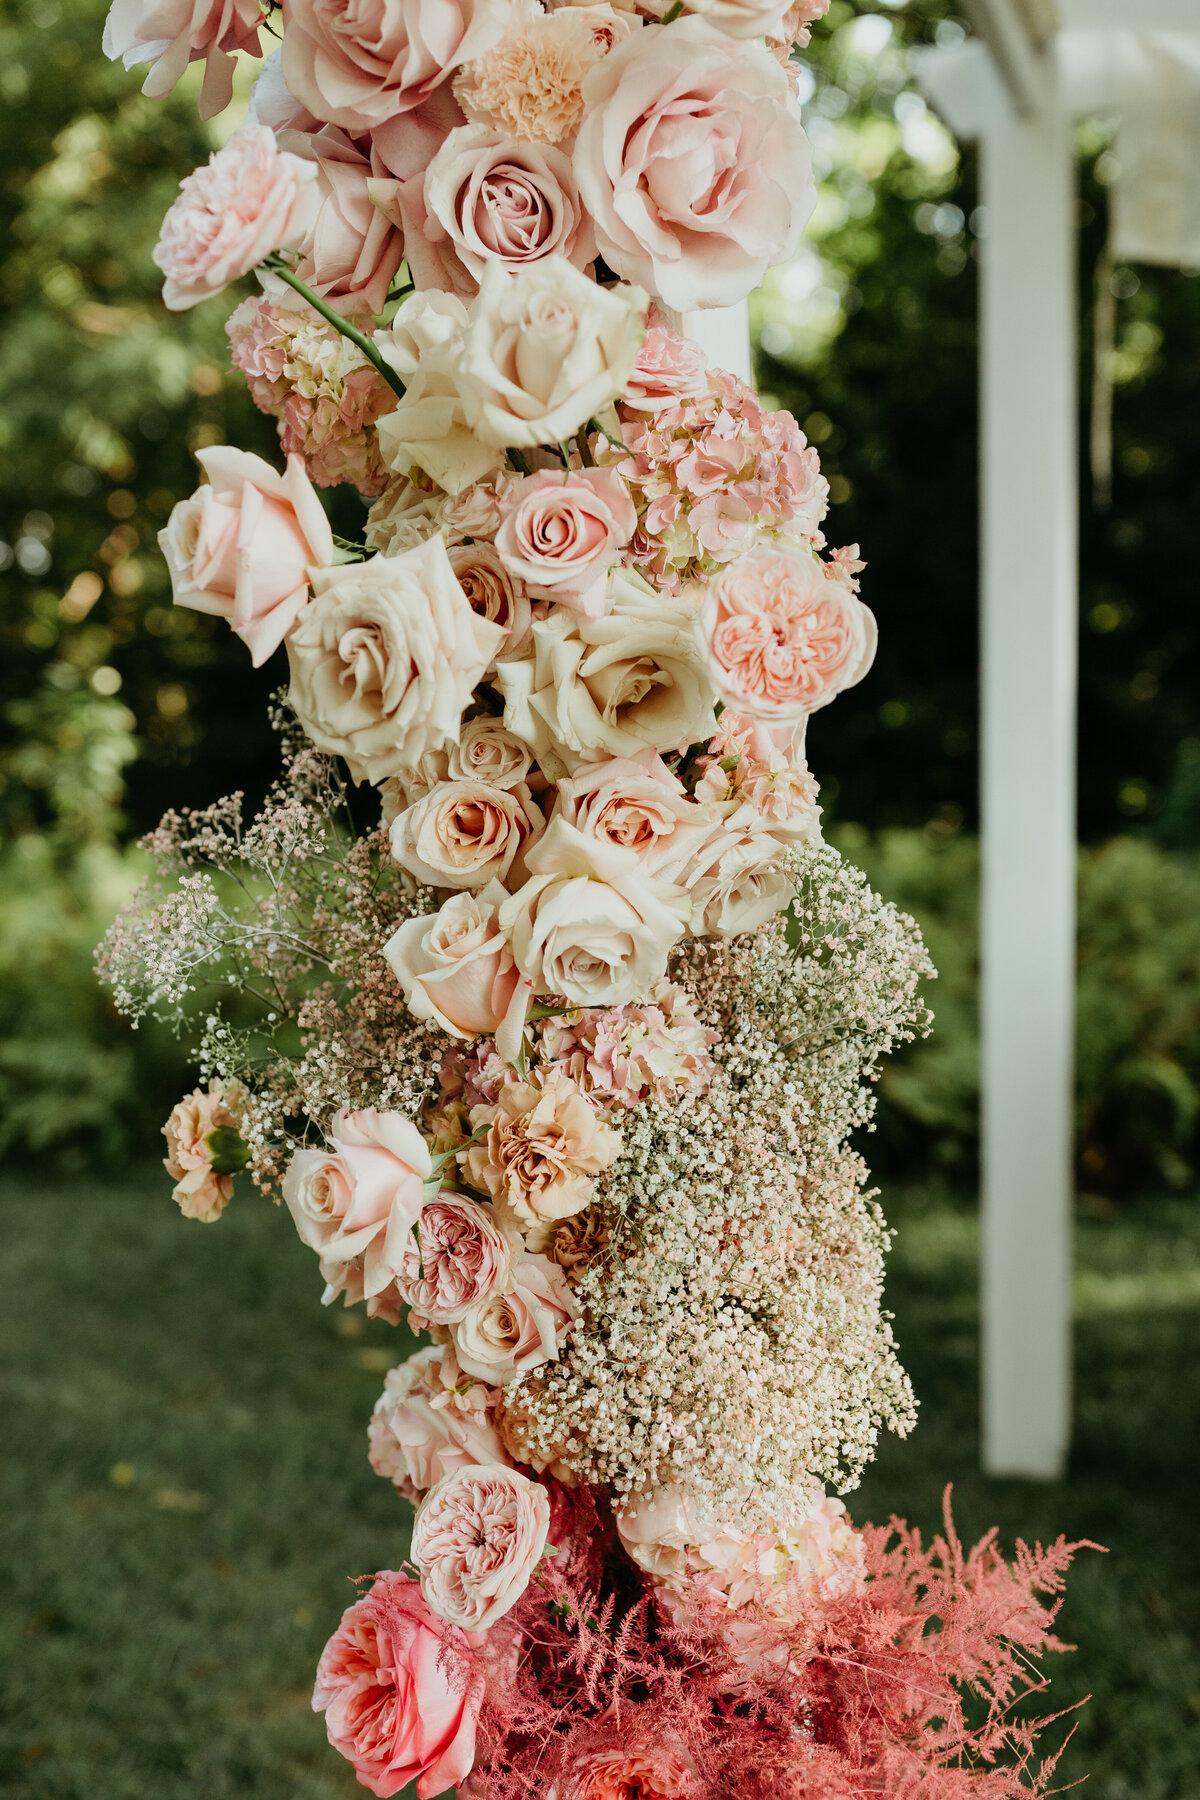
top-left (534, 981), bottom-right (716, 1112)
top-left (368, 1344), bottom-right (512, 1500)
top-left (161, 1078), bottom-right (247, 1222)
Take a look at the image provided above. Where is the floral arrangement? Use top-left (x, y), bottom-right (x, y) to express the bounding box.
top-left (97, 0), bottom-right (1088, 1793)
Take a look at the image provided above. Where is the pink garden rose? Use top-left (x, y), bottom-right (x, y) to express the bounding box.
top-left (450, 1251), bottom-right (579, 1382)
top-left (161, 1078), bottom-right (247, 1222)
top-left (623, 320), bottom-right (710, 413)
top-left (282, 0), bottom-right (507, 131)
top-left (412, 1463), bottom-right (551, 1631)
top-left (421, 125), bottom-right (596, 290)
top-left (384, 882), bottom-right (532, 1055)
top-left (697, 543), bottom-right (877, 720)
top-left (494, 469), bottom-right (635, 616)
top-left (313, 1570), bottom-right (481, 1799)
top-left (153, 124), bottom-right (319, 311)
top-left (369, 1345), bottom-right (513, 1499)
top-left (553, 1738), bottom-right (696, 1800)
top-left (572, 19), bottom-right (814, 311)
top-left (158, 445), bottom-right (334, 665)
top-left (399, 1195), bottom-right (514, 1324)
top-left (275, 124), bottom-right (405, 316)
top-left (103, 0), bottom-right (262, 118)
top-left (282, 1107), bottom-right (431, 1298)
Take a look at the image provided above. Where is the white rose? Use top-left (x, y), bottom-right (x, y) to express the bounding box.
top-left (499, 816), bottom-right (689, 1006)
top-left (286, 538), bottom-right (505, 783)
top-left (675, 811), bottom-right (793, 937)
top-left (376, 344), bottom-right (503, 497)
top-left (374, 290), bottom-right (471, 380)
top-left (448, 717), bottom-right (535, 789)
top-left (494, 565), bottom-right (716, 764)
top-left (388, 778), bottom-right (545, 889)
top-left (456, 254), bottom-right (647, 450)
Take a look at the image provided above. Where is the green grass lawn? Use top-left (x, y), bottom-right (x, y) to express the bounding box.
top-left (1, 1168), bottom-right (1198, 1798)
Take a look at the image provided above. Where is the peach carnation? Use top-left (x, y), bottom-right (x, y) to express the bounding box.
top-left (453, 7), bottom-right (619, 146)
top-left (162, 1078), bottom-right (248, 1222)
top-left (465, 1069), bottom-right (621, 1232)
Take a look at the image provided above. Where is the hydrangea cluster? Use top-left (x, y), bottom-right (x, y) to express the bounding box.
top-left (95, 0), bottom-right (1087, 1789)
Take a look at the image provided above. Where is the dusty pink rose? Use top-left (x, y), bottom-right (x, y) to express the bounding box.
top-left (282, 0), bottom-right (507, 131)
top-left (313, 1570), bottom-right (481, 1799)
top-left (494, 468), bottom-right (635, 615)
top-left (103, 0), bottom-right (262, 118)
top-left (387, 778), bottom-right (545, 888)
top-left (572, 19), bottom-right (813, 311)
top-left (158, 445), bottom-right (334, 665)
top-left (369, 1345), bottom-right (513, 1499)
top-left (399, 1195), bottom-right (514, 1323)
top-left (554, 1738), bottom-right (695, 1800)
top-left (384, 882), bottom-right (532, 1054)
top-left (450, 1251), bottom-right (578, 1382)
top-left (623, 321), bottom-right (710, 413)
top-left (464, 1068), bottom-right (621, 1231)
top-left (413, 1463), bottom-right (551, 1631)
top-left (446, 543), bottom-right (534, 664)
top-left (161, 1078), bottom-right (247, 1222)
top-left (274, 124), bottom-right (405, 316)
top-left (282, 1107), bottom-right (431, 1298)
top-left (552, 750), bottom-right (714, 877)
top-left (422, 125), bottom-right (596, 290)
top-left (697, 543), bottom-right (877, 720)
top-left (153, 124), bottom-right (319, 311)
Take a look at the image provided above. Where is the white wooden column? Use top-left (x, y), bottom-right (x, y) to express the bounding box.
top-left (978, 87), bottom-right (1077, 1479)
top-left (680, 304), bottom-right (753, 384)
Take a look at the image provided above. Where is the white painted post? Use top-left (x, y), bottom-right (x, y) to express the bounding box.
top-left (681, 304), bottom-right (754, 384)
top-left (978, 85), bottom-right (1077, 1479)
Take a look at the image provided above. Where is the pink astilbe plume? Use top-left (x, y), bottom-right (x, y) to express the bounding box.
top-left (462, 1490), bottom-right (1096, 1800)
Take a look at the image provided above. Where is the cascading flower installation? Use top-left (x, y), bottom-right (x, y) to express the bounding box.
top-left (98, 0), bottom-right (1090, 1793)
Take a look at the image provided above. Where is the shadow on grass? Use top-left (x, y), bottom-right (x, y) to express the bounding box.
top-left (1, 1168), bottom-right (1198, 1797)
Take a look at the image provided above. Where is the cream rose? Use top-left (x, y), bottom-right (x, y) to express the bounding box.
top-left (282, 1107), bottom-right (431, 1298)
top-left (158, 446), bottom-right (333, 667)
top-left (451, 1251), bottom-right (579, 1383)
top-left (388, 778), bottom-right (545, 888)
top-left (413, 1463), bottom-right (551, 1632)
top-left (456, 255), bottom-right (647, 450)
top-left (697, 543), bottom-right (877, 721)
top-left (375, 290), bottom-right (471, 380)
top-left (384, 882), bottom-right (532, 1052)
top-left (494, 468), bottom-right (635, 616)
top-left (424, 125), bottom-right (596, 288)
top-left (448, 716), bottom-right (534, 789)
top-left (495, 566), bottom-right (716, 764)
top-left (369, 1345), bottom-right (513, 1501)
top-left (674, 813), bottom-right (793, 937)
top-left (282, 0), bottom-right (508, 131)
top-left (364, 475), bottom-right (445, 557)
top-left (376, 346), bottom-right (505, 497)
top-left (153, 125), bottom-right (319, 311)
top-left (499, 817), bottom-right (689, 1007)
top-left (446, 542), bottom-right (534, 664)
top-left (687, 0), bottom-right (791, 39)
top-left (572, 19), bottom-right (814, 311)
top-left (464, 1070), bottom-right (621, 1231)
top-left (286, 537), bottom-right (506, 783)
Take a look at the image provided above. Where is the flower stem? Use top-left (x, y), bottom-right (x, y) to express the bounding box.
top-left (261, 256), bottom-right (406, 399)
top-left (661, 0), bottom-right (685, 21)
top-left (575, 426), bottom-right (596, 467)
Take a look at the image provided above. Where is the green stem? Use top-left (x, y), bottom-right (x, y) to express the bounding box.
top-left (661, 0), bottom-right (685, 21)
top-left (262, 256), bottom-right (406, 399)
top-left (575, 426), bottom-right (596, 467)
top-left (507, 447), bottom-right (533, 476)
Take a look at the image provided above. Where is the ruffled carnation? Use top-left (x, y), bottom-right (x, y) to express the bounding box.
top-left (369, 1343), bottom-right (512, 1501)
top-left (162, 1077), bottom-right (248, 1222)
top-left (453, 6), bottom-right (622, 146)
top-left (533, 980), bottom-right (716, 1112)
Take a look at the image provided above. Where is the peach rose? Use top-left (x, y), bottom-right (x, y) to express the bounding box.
top-left (273, 124), bottom-right (405, 317)
top-left (423, 125), bottom-right (596, 288)
top-left (464, 1069), bottom-right (621, 1231)
top-left (456, 255), bottom-right (647, 450)
top-left (674, 813), bottom-right (793, 937)
top-left (153, 124), bottom-right (319, 311)
top-left (451, 1251), bottom-right (578, 1382)
top-left (499, 817), bottom-right (689, 1007)
top-left (447, 716), bottom-right (534, 789)
top-left (384, 882), bottom-right (532, 1053)
top-left (286, 537), bottom-right (506, 782)
top-left (103, 0), bottom-right (262, 119)
top-left (494, 468), bottom-right (635, 616)
top-left (158, 445), bottom-right (333, 666)
top-left (697, 543), bottom-right (877, 721)
top-left (572, 19), bottom-right (814, 311)
top-left (553, 1738), bottom-right (695, 1800)
top-left (313, 1570), bottom-right (481, 1799)
top-left (413, 1463), bottom-right (551, 1631)
top-left (369, 1344), bottom-right (513, 1500)
top-left (399, 1195), bottom-right (514, 1323)
top-left (446, 543), bottom-right (534, 664)
top-left (495, 566), bottom-right (716, 764)
top-left (553, 749), bottom-right (714, 877)
top-left (282, 1107), bottom-right (431, 1298)
top-left (388, 778), bottom-right (545, 888)
top-left (161, 1078), bottom-right (248, 1222)
top-left (282, 0), bottom-right (508, 131)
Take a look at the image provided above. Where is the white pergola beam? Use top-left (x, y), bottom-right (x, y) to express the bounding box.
top-left (962, 0), bottom-right (1053, 113)
top-left (1058, 0), bottom-right (1199, 26)
top-left (978, 85), bottom-right (1078, 1481)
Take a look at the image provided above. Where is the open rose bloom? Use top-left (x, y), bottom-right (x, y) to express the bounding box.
top-left (104, 3), bottom-right (1087, 1797)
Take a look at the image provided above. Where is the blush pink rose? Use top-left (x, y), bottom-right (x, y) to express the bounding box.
top-left (313, 1570), bottom-right (481, 1799)
top-left (697, 544), bottom-right (877, 720)
top-left (421, 125), bottom-right (596, 291)
top-left (494, 469), bottom-right (635, 616)
top-left (282, 1107), bottom-right (432, 1298)
top-left (274, 125), bottom-right (405, 316)
top-left (450, 1251), bottom-right (579, 1383)
top-left (369, 1345), bottom-right (513, 1499)
top-left (412, 1463), bottom-right (551, 1631)
top-left (572, 19), bottom-right (814, 311)
top-left (153, 124), bottom-right (319, 311)
top-left (388, 777), bottom-right (545, 889)
top-left (622, 321), bottom-right (710, 413)
top-left (384, 881), bottom-right (532, 1057)
top-left (282, 0), bottom-right (507, 131)
top-left (446, 543), bottom-right (534, 665)
top-left (552, 750), bottom-right (714, 877)
top-left (399, 1195), bottom-right (514, 1323)
top-left (158, 445), bottom-right (334, 665)
top-left (103, 0), bottom-right (262, 119)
